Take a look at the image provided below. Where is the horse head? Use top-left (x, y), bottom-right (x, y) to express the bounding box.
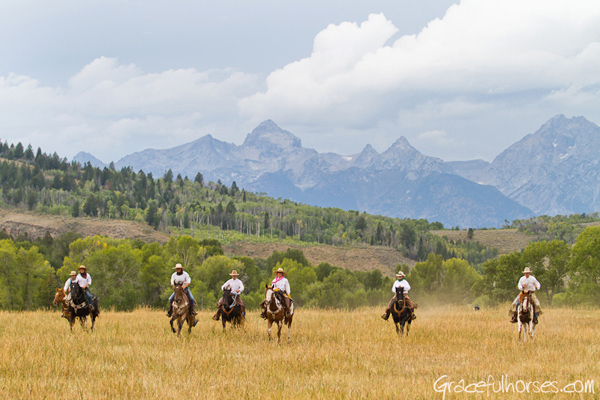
top-left (395, 287), bottom-right (405, 307)
top-left (70, 282), bottom-right (83, 302)
top-left (53, 288), bottom-right (65, 306)
top-left (173, 283), bottom-right (185, 304)
top-left (265, 285), bottom-right (274, 303)
top-left (223, 287), bottom-right (233, 306)
top-left (520, 290), bottom-right (531, 312)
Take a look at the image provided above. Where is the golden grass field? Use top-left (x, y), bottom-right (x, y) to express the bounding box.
top-left (0, 306), bottom-right (598, 400)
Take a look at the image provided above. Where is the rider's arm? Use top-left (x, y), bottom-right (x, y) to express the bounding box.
top-left (517, 277), bottom-right (524, 291)
top-left (82, 274), bottom-right (91, 289)
top-left (285, 280), bottom-right (290, 296)
top-left (63, 280), bottom-right (70, 292)
top-left (221, 280), bottom-right (229, 291)
top-left (238, 280), bottom-right (245, 293)
top-left (534, 277), bottom-right (541, 290)
top-left (392, 280), bottom-right (399, 294)
top-left (182, 272), bottom-right (191, 289)
top-left (403, 280), bottom-right (411, 294)
top-left (171, 273), bottom-right (175, 287)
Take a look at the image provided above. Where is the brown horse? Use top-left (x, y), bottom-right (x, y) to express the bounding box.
top-left (169, 283), bottom-right (197, 337)
top-left (53, 288), bottom-right (70, 321)
top-left (263, 286), bottom-right (293, 343)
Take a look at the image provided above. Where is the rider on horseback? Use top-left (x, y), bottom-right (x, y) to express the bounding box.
top-left (510, 267), bottom-right (542, 324)
top-left (212, 270), bottom-right (245, 321)
top-left (76, 265), bottom-right (94, 311)
top-left (261, 267), bottom-right (292, 319)
top-left (167, 263), bottom-right (198, 317)
top-left (381, 271), bottom-right (417, 321)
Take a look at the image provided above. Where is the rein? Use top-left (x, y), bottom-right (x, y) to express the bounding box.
top-left (221, 292), bottom-right (240, 316)
top-left (393, 294), bottom-right (406, 315)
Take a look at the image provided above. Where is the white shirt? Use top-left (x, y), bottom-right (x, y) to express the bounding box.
top-left (63, 278), bottom-right (77, 292)
top-left (171, 271), bottom-right (191, 286)
top-left (75, 273), bottom-right (92, 288)
top-left (271, 276), bottom-right (291, 295)
top-left (392, 279), bottom-right (411, 294)
top-left (518, 275), bottom-right (541, 292)
top-left (222, 278), bottom-right (244, 293)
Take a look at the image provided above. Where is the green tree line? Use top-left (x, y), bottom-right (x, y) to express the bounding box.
top-left (2, 225), bottom-right (600, 311)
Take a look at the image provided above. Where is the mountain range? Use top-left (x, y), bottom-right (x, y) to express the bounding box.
top-left (73, 115), bottom-right (600, 228)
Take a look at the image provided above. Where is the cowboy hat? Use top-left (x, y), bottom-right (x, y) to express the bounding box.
top-left (523, 267), bottom-right (532, 274)
top-left (70, 271), bottom-right (77, 276)
top-left (396, 271), bottom-right (406, 278)
top-left (275, 267), bottom-right (286, 275)
top-left (78, 265), bottom-right (87, 270)
top-left (172, 263), bottom-right (184, 270)
top-left (229, 270), bottom-right (239, 276)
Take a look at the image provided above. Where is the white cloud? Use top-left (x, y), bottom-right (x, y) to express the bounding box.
top-left (239, 0), bottom-right (600, 158)
top-left (0, 58), bottom-right (259, 161)
top-left (2, 0), bottom-right (600, 164)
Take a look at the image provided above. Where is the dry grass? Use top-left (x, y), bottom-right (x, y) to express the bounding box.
top-left (0, 307), bottom-right (598, 399)
top-left (224, 242), bottom-right (415, 275)
top-left (431, 229), bottom-right (533, 255)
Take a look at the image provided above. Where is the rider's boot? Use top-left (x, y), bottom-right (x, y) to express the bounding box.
top-left (381, 311), bottom-right (390, 321)
top-left (410, 310), bottom-right (417, 320)
top-left (212, 309), bottom-right (221, 321)
top-left (510, 311), bottom-right (518, 323)
top-left (166, 305), bottom-right (173, 317)
top-left (189, 303), bottom-right (198, 316)
top-left (260, 309), bottom-right (267, 319)
top-left (533, 313), bottom-right (539, 324)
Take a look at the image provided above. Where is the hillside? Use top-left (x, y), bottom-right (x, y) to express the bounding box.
top-left (223, 241), bottom-right (415, 275)
top-left (0, 209), bottom-right (169, 243)
top-left (0, 208), bottom-right (413, 273)
top-left (430, 228), bottom-right (532, 255)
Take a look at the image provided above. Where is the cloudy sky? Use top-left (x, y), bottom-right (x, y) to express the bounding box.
top-left (1, 0), bottom-right (600, 163)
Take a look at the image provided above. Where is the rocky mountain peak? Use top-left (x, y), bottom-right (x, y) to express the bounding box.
top-left (242, 120), bottom-right (302, 151)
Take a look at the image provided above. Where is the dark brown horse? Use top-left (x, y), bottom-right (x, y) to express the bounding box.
top-left (53, 288), bottom-right (70, 321)
top-left (390, 287), bottom-right (412, 336)
top-left (219, 288), bottom-right (244, 332)
top-left (517, 290), bottom-right (535, 342)
top-left (169, 283), bottom-right (197, 336)
top-left (263, 286), bottom-right (293, 342)
top-left (69, 282), bottom-right (99, 331)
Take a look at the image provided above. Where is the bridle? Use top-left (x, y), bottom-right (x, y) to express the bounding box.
top-left (265, 288), bottom-right (282, 316)
top-left (393, 291), bottom-right (406, 315)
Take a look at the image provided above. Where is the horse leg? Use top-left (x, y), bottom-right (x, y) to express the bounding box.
top-left (394, 322), bottom-right (400, 335)
top-left (287, 318), bottom-right (292, 340)
top-left (170, 317), bottom-right (176, 333)
top-left (267, 319), bottom-right (273, 341)
top-left (277, 320), bottom-right (283, 344)
top-left (405, 321), bottom-right (410, 337)
top-left (177, 318), bottom-right (184, 337)
top-left (69, 312), bottom-right (76, 331)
